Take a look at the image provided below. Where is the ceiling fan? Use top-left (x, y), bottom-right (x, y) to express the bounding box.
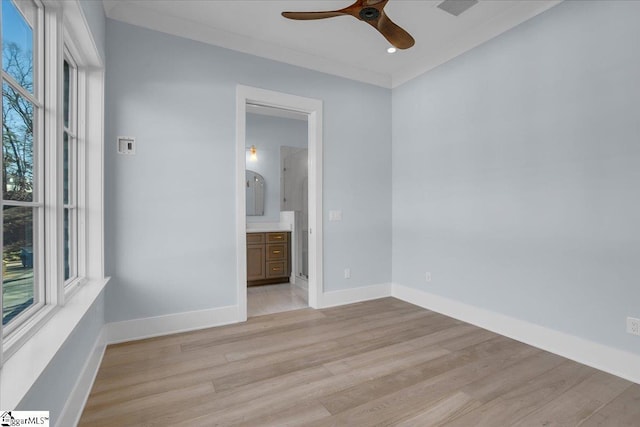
top-left (282, 0), bottom-right (415, 50)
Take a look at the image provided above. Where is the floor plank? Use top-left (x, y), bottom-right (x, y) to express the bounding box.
top-left (79, 298), bottom-right (640, 427)
top-left (393, 391), bottom-right (481, 427)
top-left (443, 360), bottom-right (596, 426)
top-left (510, 370), bottom-right (632, 427)
top-left (580, 385), bottom-right (640, 427)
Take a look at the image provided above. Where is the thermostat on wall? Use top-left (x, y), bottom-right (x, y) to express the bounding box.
top-left (117, 136), bottom-right (136, 155)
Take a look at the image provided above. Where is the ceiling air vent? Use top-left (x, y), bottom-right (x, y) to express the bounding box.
top-left (437, 0), bottom-right (479, 17)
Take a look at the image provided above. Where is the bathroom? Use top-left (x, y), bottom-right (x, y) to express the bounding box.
top-left (245, 106), bottom-right (309, 317)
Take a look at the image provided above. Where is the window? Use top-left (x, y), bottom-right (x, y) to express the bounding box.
top-left (2, 0), bottom-right (44, 331)
top-left (63, 51), bottom-right (78, 284)
top-left (0, 0), bottom-right (103, 363)
top-left (0, 0), bottom-right (104, 408)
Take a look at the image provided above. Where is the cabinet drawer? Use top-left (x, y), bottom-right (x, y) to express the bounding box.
top-left (266, 232), bottom-right (288, 243)
top-left (247, 233), bottom-right (265, 244)
top-left (266, 243), bottom-right (287, 261)
top-left (266, 261), bottom-right (288, 278)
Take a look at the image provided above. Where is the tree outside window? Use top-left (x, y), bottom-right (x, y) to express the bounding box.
top-left (2, 0), bottom-right (39, 326)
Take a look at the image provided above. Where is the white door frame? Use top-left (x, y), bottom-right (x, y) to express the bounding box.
top-left (236, 85), bottom-right (323, 320)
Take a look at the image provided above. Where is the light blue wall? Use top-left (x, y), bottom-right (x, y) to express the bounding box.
top-left (246, 113), bottom-right (307, 223)
top-left (392, 0), bottom-right (640, 355)
top-left (79, 0), bottom-right (106, 62)
top-left (104, 19), bottom-right (392, 322)
top-left (17, 291), bottom-right (105, 425)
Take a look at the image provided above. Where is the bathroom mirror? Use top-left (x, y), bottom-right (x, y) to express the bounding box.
top-left (246, 170), bottom-right (265, 216)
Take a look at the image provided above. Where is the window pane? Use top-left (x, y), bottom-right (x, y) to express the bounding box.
top-left (1, 0), bottom-right (34, 93)
top-left (2, 81), bottom-right (34, 201)
top-left (63, 132), bottom-right (69, 204)
top-left (63, 60), bottom-right (69, 128)
top-left (63, 207), bottom-right (76, 281)
top-left (64, 208), bottom-right (70, 280)
top-left (2, 205), bottom-right (35, 325)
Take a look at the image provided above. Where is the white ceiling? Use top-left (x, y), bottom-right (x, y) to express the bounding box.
top-left (103, 0), bottom-right (563, 88)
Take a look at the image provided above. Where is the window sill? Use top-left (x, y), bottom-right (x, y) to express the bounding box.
top-left (0, 276), bottom-right (109, 410)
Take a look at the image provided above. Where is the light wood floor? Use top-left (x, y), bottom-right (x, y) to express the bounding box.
top-left (79, 298), bottom-right (640, 426)
top-left (247, 282), bottom-right (308, 317)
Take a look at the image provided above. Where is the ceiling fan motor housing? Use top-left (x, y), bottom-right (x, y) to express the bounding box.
top-left (359, 7), bottom-right (380, 21)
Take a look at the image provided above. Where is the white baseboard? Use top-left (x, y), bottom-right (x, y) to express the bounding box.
top-left (320, 283), bottom-right (392, 308)
top-left (105, 305), bottom-right (240, 344)
top-left (392, 283), bottom-right (640, 385)
top-left (56, 327), bottom-right (107, 427)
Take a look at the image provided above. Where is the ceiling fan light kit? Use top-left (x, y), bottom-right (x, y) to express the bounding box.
top-left (282, 0), bottom-right (416, 50)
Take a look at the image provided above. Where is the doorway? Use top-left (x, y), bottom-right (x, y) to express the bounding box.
top-left (246, 111), bottom-right (307, 316)
top-left (235, 86), bottom-right (323, 321)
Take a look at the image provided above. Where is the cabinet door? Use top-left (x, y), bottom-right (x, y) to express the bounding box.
top-left (247, 245), bottom-right (265, 281)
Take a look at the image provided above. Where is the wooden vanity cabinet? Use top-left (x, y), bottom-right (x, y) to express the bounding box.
top-left (247, 232), bottom-right (290, 286)
top-left (246, 233), bottom-right (265, 282)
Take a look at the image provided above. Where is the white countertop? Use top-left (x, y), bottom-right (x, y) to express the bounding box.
top-left (246, 225), bottom-right (291, 233)
top-left (247, 214), bottom-right (294, 233)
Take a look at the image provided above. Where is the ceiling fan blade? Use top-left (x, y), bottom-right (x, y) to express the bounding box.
top-left (282, 11), bottom-right (347, 20)
top-left (372, 10), bottom-right (415, 49)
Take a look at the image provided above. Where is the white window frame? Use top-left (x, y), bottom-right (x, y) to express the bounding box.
top-left (61, 39), bottom-right (87, 298)
top-left (1, 0), bottom-right (106, 410)
top-left (1, 0), bottom-right (47, 345)
top-left (1, 0), bottom-right (102, 363)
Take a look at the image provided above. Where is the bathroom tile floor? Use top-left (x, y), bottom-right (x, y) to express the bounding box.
top-left (247, 282), bottom-right (308, 317)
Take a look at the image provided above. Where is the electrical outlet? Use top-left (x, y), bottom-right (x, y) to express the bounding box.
top-left (344, 268), bottom-right (351, 279)
top-left (627, 317), bottom-right (640, 336)
top-left (425, 272), bottom-right (432, 283)
top-left (117, 136), bottom-right (136, 155)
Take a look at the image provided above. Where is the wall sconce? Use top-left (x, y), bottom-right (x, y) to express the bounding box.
top-left (248, 145), bottom-right (258, 162)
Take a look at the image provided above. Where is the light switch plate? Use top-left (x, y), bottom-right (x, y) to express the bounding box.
top-left (627, 317), bottom-right (640, 336)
